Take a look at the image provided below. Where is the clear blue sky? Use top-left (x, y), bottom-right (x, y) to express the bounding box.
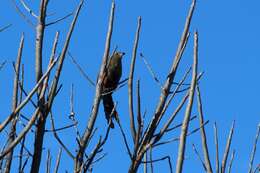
top-left (0, 0), bottom-right (259, 172)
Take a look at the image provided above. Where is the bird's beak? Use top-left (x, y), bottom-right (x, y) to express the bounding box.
top-left (119, 52), bottom-right (125, 58)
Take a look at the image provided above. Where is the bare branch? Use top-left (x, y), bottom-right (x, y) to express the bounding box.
top-left (46, 149), bottom-right (51, 173)
top-left (196, 85), bottom-right (213, 173)
top-left (117, 117), bottom-right (133, 159)
top-left (135, 80), bottom-right (142, 150)
top-left (46, 12), bottom-right (73, 26)
top-left (0, 60), bottom-right (7, 71)
top-left (221, 120), bottom-right (235, 173)
top-left (192, 144), bottom-right (207, 171)
top-left (0, 57), bottom-right (57, 133)
top-left (227, 150), bottom-right (235, 173)
top-left (154, 120), bottom-right (209, 148)
top-left (214, 122), bottom-right (220, 173)
top-left (20, 0), bottom-right (38, 18)
top-left (0, 24), bottom-right (12, 32)
top-left (68, 52), bottom-right (95, 87)
top-left (54, 149), bottom-right (62, 173)
top-left (0, 108), bottom-right (40, 160)
top-left (50, 111), bottom-right (75, 159)
top-left (5, 32), bottom-right (24, 173)
top-left (128, 16), bottom-right (142, 142)
top-left (141, 155), bottom-right (173, 173)
top-left (140, 53), bottom-right (163, 89)
top-left (76, 1), bottom-right (114, 170)
top-left (11, 0), bottom-right (35, 27)
top-left (175, 30), bottom-right (198, 173)
top-left (139, 0), bottom-right (196, 161)
top-left (248, 123), bottom-right (260, 173)
top-left (47, 0), bottom-right (84, 110)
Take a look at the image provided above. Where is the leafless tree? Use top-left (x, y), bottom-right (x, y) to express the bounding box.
top-left (0, 0), bottom-right (259, 173)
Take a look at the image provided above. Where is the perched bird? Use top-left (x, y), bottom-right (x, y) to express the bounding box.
top-left (102, 51), bottom-right (125, 128)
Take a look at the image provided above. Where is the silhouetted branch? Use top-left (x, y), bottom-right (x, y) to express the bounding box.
top-left (46, 12), bottom-right (73, 26)
top-left (192, 144), bottom-right (207, 171)
top-left (0, 24), bottom-right (12, 32)
top-left (68, 52), bottom-right (95, 87)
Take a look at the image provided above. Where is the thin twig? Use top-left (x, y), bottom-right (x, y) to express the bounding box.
top-left (140, 53), bottom-right (163, 90)
top-left (46, 149), bottom-right (51, 173)
top-left (20, 0), bottom-right (38, 18)
top-left (50, 111), bottom-right (75, 159)
top-left (141, 156), bottom-right (173, 173)
top-left (227, 150), bottom-right (235, 173)
top-left (149, 146), bottom-right (153, 173)
top-left (45, 122), bottom-right (78, 132)
top-left (192, 144), bottom-right (207, 171)
top-left (248, 123), bottom-right (260, 173)
top-left (0, 24), bottom-right (12, 32)
top-left (154, 120), bottom-right (209, 148)
top-left (196, 85), bottom-right (213, 173)
top-left (214, 122), bottom-right (219, 173)
top-left (135, 79), bottom-right (142, 151)
top-left (46, 12), bottom-right (73, 26)
top-left (54, 148), bottom-right (62, 173)
top-left (116, 118), bottom-right (133, 159)
top-left (68, 52), bottom-right (95, 87)
top-left (221, 120), bottom-right (235, 173)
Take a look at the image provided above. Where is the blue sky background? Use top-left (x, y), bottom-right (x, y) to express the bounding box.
top-left (0, 0), bottom-right (259, 172)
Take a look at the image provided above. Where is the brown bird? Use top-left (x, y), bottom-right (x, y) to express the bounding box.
top-left (102, 51), bottom-right (125, 128)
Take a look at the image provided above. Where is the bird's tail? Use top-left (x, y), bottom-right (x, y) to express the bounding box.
top-left (102, 93), bottom-right (118, 128)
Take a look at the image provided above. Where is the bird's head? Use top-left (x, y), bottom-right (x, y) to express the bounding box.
top-left (113, 51), bottom-right (125, 59)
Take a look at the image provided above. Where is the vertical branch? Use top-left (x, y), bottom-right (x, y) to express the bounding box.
top-left (143, 151), bottom-right (147, 173)
top-left (18, 65), bottom-right (25, 173)
top-left (214, 122), bottom-right (219, 173)
top-left (196, 85), bottom-right (213, 173)
top-left (54, 148), bottom-right (62, 173)
top-left (221, 120), bottom-right (235, 173)
top-left (135, 79), bottom-right (142, 150)
top-left (76, 1), bottom-right (114, 171)
top-left (227, 150), bottom-right (235, 173)
top-left (248, 123), bottom-right (260, 173)
top-left (175, 31), bottom-right (198, 173)
top-left (128, 16), bottom-right (142, 142)
top-left (35, 0), bottom-right (49, 83)
top-left (31, 0), bottom-right (50, 172)
top-left (149, 147), bottom-right (154, 173)
top-left (5, 33), bottom-right (24, 173)
top-left (139, 0), bottom-right (196, 154)
top-left (46, 149), bottom-right (51, 173)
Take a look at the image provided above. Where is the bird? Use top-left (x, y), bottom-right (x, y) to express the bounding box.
top-left (102, 51), bottom-right (125, 128)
